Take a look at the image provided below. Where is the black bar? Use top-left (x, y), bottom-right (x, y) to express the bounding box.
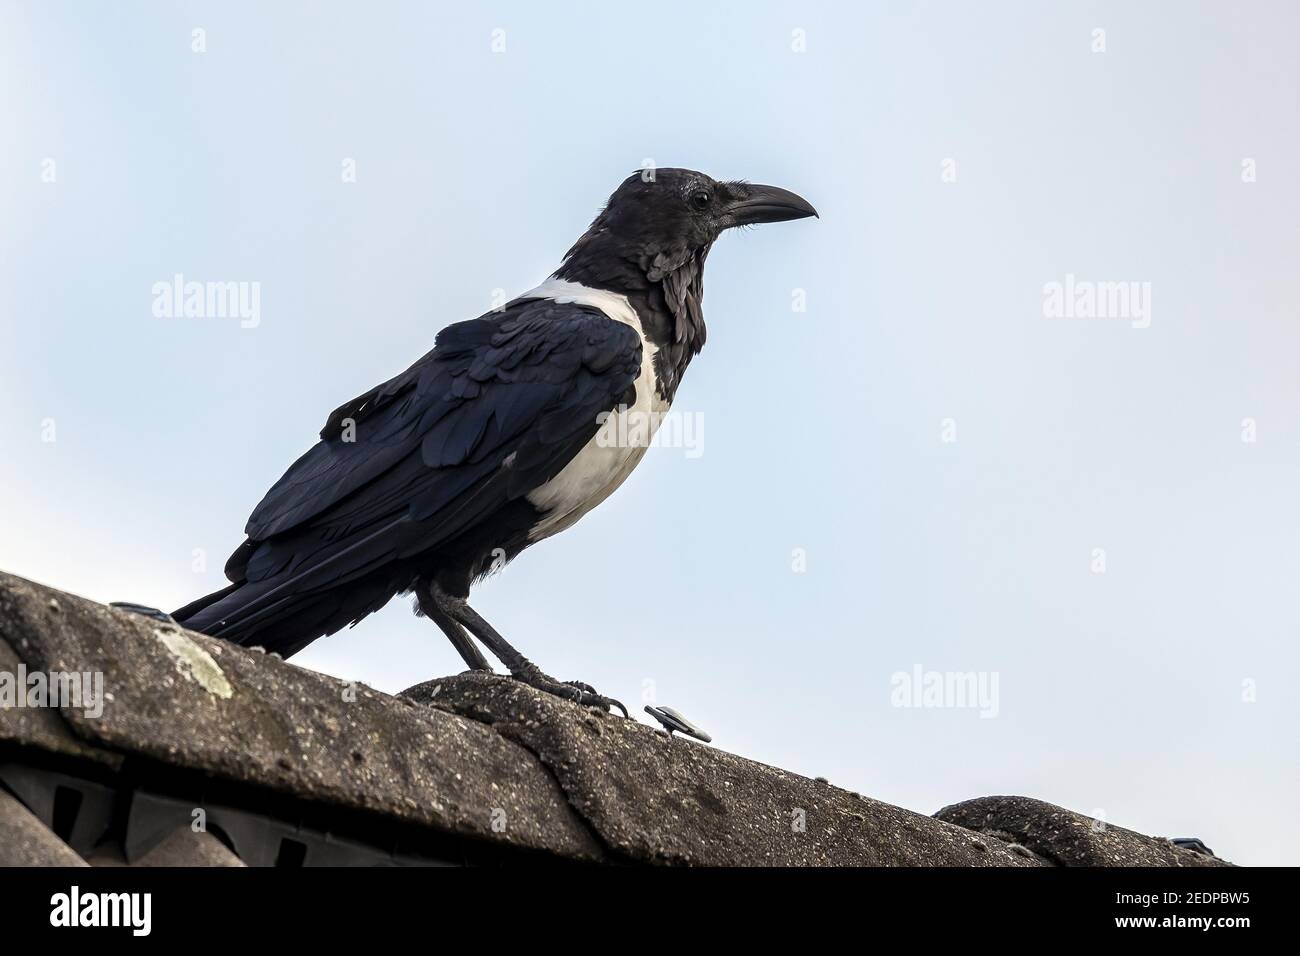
top-left (0, 865), bottom-right (1282, 940)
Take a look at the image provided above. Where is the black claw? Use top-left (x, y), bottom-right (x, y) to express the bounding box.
top-left (564, 682), bottom-right (628, 718)
top-left (509, 671), bottom-right (628, 718)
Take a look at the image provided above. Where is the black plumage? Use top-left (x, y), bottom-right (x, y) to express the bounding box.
top-left (174, 169), bottom-right (816, 711)
top-left (176, 300), bottom-right (640, 650)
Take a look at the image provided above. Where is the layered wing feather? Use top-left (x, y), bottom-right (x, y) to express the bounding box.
top-left (201, 297), bottom-right (641, 637)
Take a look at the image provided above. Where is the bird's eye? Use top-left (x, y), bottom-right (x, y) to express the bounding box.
top-left (689, 189), bottom-right (711, 209)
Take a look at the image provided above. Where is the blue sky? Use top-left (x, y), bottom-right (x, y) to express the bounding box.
top-left (3, 0), bottom-right (1298, 864)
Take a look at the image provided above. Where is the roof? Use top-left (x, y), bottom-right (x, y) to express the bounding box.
top-left (0, 570), bottom-right (1229, 867)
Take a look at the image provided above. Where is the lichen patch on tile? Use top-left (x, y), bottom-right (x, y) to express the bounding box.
top-left (154, 628), bottom-right (233, 699)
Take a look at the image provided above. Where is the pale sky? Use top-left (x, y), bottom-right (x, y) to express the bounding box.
top-left (2, 0), bottom-right (1297, 864)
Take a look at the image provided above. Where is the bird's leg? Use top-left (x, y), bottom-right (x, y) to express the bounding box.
top-left (429, 584), bottom-right (627, 717)
top-left (417, 586), bottom-right (492, 672)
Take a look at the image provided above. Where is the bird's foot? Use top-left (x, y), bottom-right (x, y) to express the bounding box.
top-left (509, 664), bottom-right (628, 718)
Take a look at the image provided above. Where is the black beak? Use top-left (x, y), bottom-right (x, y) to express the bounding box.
top-left (724, 183), bottom-right (819, 228)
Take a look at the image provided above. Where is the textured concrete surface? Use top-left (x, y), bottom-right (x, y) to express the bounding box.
top-left (1, 570), bottom-right (1232, 866)
top-left (935, 796), bottom-right (1230, 867)
top-left (404, 673), bottom-right (1043, 866)
top-left (0, 788), bottom-right (88, 867)
top-left (0, 570), bottom-right (601, 861)
top-left (134, 828), bottom-right (247, 867)
top-left (0, 634), bottom-right (121, 769)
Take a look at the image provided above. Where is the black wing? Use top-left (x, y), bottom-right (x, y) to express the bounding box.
top-left (199, 297), bottom-right (641, 638)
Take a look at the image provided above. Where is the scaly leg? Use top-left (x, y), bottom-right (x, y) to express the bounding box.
top-left (417, 586), bottom-right (492, 672)
top-left (427, 583), bottom-right (627, 717)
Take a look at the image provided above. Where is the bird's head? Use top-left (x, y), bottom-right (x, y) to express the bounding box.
top-left (557, 168), bottom-right (817, 287)
top-left (598, 168), bottom-right (818, 247)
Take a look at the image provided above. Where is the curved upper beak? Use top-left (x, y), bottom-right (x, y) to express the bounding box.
top-left (723, 183), bottom-right (819, 228)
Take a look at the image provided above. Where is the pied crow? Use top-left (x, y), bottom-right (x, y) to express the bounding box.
top-left (173, 169), bottom-right (817, 714)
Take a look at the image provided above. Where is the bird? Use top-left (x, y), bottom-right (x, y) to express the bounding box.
top-left (172, 168), bottom-right (817, 714)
